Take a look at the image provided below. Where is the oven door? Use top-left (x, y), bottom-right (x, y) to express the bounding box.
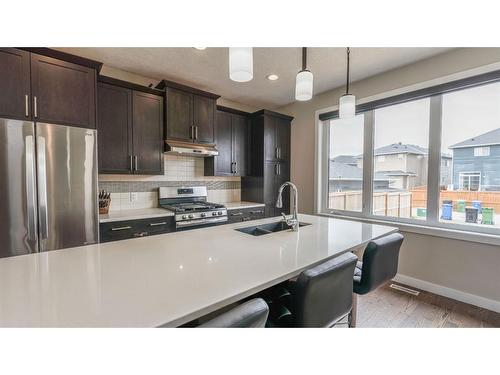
top-left (175, 216), bottom-right (228, 231)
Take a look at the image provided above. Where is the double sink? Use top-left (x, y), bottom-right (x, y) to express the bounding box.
top-left (236, 220), bottom-right (310, 236)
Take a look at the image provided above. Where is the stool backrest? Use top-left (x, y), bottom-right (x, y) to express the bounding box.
top-left (360, 233), bottom-right (404, 293)
top-left (199, 298), bottom-right (269, 328)
top-left (294, 252), bottom-right (358, 327)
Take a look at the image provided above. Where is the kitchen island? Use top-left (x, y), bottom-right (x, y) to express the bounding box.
top-left (0, 214), bottom-right (397, 327)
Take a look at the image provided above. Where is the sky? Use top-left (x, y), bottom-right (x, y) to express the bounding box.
top-left (330, 81), bottom-right (500, 157)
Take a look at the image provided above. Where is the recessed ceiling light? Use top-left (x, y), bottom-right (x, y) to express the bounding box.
top-left (193, 47), bottom-right (207, 50)
top-left (267, 74), bottom-right (279, 81)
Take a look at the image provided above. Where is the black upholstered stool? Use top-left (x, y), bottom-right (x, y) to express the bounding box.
top-left (266, 252), bottom-right (358, 328)
top-left (199, 298), bottom-right (269, 328)
top-left (351, 232), bottom-right (404, 327)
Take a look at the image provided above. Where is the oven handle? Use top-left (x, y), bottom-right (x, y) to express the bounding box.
top-left (176, 216), bottom-right (228, 228)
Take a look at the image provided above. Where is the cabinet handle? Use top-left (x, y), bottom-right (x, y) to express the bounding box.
top-left (278, 147), bottom-right (281, 159)
top-left (149, 221), bottom-right (167, 226)
top-left (111, 226), bottom-right (132, 231)
top-left (133, 232), bottom-right (148, 238)
top-left (275, 163), bottom-right (279, 175)
top-left (33, 96), bottom-right (38, 118)
top-left (134, 155), bottom-right (138, 171)
top-left (231, 212), bottom-right (243, 216)
top-left (278, 163), bottom-right (281, 175)
top-left (275, 147), bottom-right (279, 159)
top-left (129, 155), bottom-right (133, 171)
top-left (25, 94), bottom-right (29, 117)
top-left (249, 210), bottom-right (264, 214)
top-left (195, 126), bottom-right (198, 140)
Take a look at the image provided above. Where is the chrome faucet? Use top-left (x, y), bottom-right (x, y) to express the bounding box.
top-left (276, 182), bottom-right (299, 232)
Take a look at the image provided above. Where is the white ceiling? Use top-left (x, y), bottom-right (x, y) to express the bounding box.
top-left (57, 47), bottom-right (452, 108)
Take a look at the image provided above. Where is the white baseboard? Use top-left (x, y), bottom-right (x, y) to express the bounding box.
top-left (393, 274), bottom-right (500, 314)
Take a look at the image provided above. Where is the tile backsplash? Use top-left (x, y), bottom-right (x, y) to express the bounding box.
top-left (99, 154), bottom-right (241, 212)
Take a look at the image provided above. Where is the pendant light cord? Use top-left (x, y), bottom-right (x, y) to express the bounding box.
top-left (346, 47), bottom-right (350, 94)
top-left (302, 47), bottom-right (307, 71)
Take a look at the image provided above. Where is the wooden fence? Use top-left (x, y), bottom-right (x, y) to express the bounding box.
top-left (411, 187), bottom-right (500, 211)
top-left (329, 191), bottom-right (412, 218)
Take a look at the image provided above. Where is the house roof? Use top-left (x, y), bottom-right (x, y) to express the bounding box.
top-left (380, 170), bottom-right (417, 177)
top-left (329, 160), bottom-right (390, 181)
top-left (332, 155), bottom-right (358, 165)
top-left (449, 128), bottom-right (500, 149)
top-left (374, 143), bottom-right (428, 156)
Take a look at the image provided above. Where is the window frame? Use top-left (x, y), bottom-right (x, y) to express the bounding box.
top-left (317, 72), bottom-right (500, 242)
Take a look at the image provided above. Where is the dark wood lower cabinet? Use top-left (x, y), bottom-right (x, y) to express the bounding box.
top-left (100, 216), bottom-right (175, 243)
top-left (227, 207), bottom-right (265, 224)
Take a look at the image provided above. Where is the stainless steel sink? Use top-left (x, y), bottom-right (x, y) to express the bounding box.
top-left (235, 221), bottom-right (311, 236)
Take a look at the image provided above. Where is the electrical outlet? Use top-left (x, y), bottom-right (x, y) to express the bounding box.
top-left (130, 192), bottom-right (139, 203)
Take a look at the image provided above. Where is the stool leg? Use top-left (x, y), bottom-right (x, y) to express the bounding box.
top-left (349, 293), bottom-right (358, 328)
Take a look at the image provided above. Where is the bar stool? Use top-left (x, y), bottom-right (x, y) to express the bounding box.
top-left (351, 232), bottom-right (404, 327)
top-left (198, 298), bottom-right (269, 328)
top-left (266, 252), bottom-right (358, 328)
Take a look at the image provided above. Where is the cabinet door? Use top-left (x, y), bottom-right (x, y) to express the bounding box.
top-left (264, 161), bottom-right (278, 208)
top-left (276, 117), bottom-right (291, 162)
top-left (30, 53), bottom-right (96, 128)
top-left (0, 48), bottom-right (31, 120)
top-left (264, 116), bottom-right (277, 161)
top-left (232, 114), bottom-right (248, 176)
top-left (214, 110), bottom-right (233, 175)
top-left (193, 94), bottom-right (215, 143)
top-left (132, 91), bottom-right (164, 175)
top-left (97, 83), bottom-right (133, 173)
top-left (166, 87), bottom-right (192, 142)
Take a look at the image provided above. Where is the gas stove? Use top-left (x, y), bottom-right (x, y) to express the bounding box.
top-left (159, 186), bottom-right (227, 229)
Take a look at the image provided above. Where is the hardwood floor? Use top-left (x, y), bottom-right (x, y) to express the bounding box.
top-left (357, 283), bottom-right (500, 328)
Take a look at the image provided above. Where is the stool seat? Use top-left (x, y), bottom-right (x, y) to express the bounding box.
top-left (199, 298), bottom-right (269, 328)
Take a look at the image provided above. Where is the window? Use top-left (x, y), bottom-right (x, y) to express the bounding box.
top-left (372, 98), bottom-right (430, 220)
top-left (474, 147), bottom-right (490, 156)
top-left (327, 114), bottom-right (364, 212)
top-left (320, 70), bottom-right (500, 235)
top-left (459, 172), bottom-right (481, 191)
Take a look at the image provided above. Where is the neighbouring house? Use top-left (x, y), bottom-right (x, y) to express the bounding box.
top-left (449, 128), bottom-right (500, 191)
top-left (329, 158), bottom-right (392, 192)
top-left (356, 143), bottom-right (452, 189)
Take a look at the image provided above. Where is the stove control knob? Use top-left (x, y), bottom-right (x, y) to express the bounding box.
top-left (182, 215), bottom-right (187, 219)
top-left (201, 213), bottom-right (206, 218)
top-left (218, 211), bottom-right (223, 216)
top-left (188, 214), bottom-right (194, 219)
top-left (212, 212), bottom-right (217, 216)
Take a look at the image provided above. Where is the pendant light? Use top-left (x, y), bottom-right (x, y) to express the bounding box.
top-left (295, 47), bottom-right (313, 101)
top-left (339, 47), bottom-right (356, 118)
top-left (229, 47), bottom-right (253, 82)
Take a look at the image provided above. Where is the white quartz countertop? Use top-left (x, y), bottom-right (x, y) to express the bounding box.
top-left (99, 208), bottom-right (174, 223)
top-left (0, 214), bottom-right (397, 327)
top-left (224, 201), bottom-right (265, 210)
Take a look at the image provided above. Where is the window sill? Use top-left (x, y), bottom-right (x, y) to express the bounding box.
top-left (318, 212), bottom-right (500, 247)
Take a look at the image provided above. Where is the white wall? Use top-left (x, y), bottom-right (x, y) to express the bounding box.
top-left (276, 48), bottom-right (500, 311)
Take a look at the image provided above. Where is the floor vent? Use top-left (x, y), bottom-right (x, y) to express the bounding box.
top-left (390, 283), bottom-right (420, 296)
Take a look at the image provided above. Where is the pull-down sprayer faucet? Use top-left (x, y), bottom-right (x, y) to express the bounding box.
top-left (276, 182), bottom-right (299, 232)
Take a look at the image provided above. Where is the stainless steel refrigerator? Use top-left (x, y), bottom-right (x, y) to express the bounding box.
top-left (0, 118), bottom-right (99, 257)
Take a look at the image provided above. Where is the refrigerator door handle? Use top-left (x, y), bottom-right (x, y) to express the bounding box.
top-left (37, 135), bottom-right (49, 241)
top-left (25, 135), bottom-right (37, 243)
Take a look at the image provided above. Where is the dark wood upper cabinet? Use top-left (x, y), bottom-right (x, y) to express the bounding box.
top-left (205, 108), bottom-right (248, 177)
top-left (97, 77), bottom-right (164, 175)
top-left (192, 95), bottom-right (215, 143)
top-left (241, 110), bottom-right (293, 217)
top-left (31, 53), bottom-right (96, 128)
top-left (132, 91), bottom-right (164, 175)
top-left (97, 82), bottom-right (133, 174)
top-left (156, 80), bottom-right (219, 145)
top-left (165, 87), bottom-right (192, 141)
top-left (232, 113), bottom-right (248, 177)
top-left (0, 48), bottom-right (31, 120)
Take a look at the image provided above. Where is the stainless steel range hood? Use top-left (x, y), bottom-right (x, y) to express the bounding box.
top-left (164, 140), bottom-right (218, 157)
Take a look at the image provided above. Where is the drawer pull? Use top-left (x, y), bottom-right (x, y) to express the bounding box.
top-left (249, 210), bottom-right (264, 214)
top-left (150, 221), bottom-right (167, 226)
top-left (111, 226), bottom-right (132, 231)
top-left (133, 232), bottom-right (148, 237)
top-left (231, 212), bottom-right (243, 216)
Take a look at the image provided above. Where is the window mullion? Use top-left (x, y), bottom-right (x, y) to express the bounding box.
top-left (426, 95), bottom-right (443, 223)
top-left (362, 110), bottom-right (374, 216)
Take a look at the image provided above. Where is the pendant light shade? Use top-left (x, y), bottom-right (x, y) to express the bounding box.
top-left (339, 47), bottom-right (356, 118)
top-left (229, 47), bottom-right (253, 82)
top-left (295, 47), bottom-right (313, 101)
